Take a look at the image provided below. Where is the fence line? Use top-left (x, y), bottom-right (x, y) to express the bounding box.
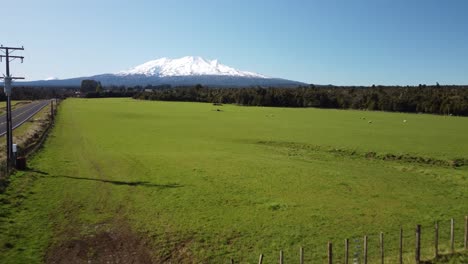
top-left (229, 215), bottom-right (468, 263)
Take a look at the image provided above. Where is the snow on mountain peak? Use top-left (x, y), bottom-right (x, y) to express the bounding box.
top-left (118, 56), bottom-right (267, 78)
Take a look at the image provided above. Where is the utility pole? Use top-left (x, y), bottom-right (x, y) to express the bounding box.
top-left (0, 45), bottom-right (25, 170)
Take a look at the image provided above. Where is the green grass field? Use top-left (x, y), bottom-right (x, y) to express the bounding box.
top-left (0, 98), bottom-right (467, 263)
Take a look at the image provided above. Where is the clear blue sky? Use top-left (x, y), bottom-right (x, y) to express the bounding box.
top-left (3, 0), bottom-right (468, 85)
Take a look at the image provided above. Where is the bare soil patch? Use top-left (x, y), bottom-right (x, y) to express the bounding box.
top-left (45, 224), bottom-right (153, 264)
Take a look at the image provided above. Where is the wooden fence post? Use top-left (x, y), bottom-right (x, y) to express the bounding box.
top-left (345, 239), bottom-right (349, 264)
top-left (434, 221), bottom-right (439, 258)
top-left (50, 100), bottom-right (54, 121)
top-left (363, 236), bottom-right (368, 264)
top-left (380, 232), bottom-right (384, 264)
top-left (300, 247), bottom-right (304, 264)
top-left (258, 254), bottom-right (263, 264)
top-left (465, 215), bottom-right (468, 250)
top-left (399, 228), bottom-right (403, 264)
top-left (450, 218), bottom-right (455, 254)
top-left (240, 217), bottom-right (468, 264)
top-left (415, 225), bottom-right (421, 264)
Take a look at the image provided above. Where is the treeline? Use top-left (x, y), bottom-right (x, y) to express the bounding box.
top-left (133, 84), bottom-right (468, 116)
top-left (2, 86), bottom-right (76, 101)
top-left (80, 80), bottom-right (140, 98)
top-left (84, 90), bottom-right (138, 98)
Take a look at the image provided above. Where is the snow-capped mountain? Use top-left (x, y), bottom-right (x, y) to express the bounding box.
top-left (118, 56), bottom-right (267, 78)
top-left (15, 56), bottom-right (305, 87)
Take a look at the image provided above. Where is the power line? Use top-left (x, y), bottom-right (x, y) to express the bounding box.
top-left (0, 45), bottom-right (25, 171)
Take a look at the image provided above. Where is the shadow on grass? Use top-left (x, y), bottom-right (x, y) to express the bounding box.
top-left (25, 168), bottom-right (49, 175)
top-left (29, 170), bottom-right (182, 189)
top-left (57, 175), bottom-right (182, 188)
top-left (63, 175), bottom-right (183, 188)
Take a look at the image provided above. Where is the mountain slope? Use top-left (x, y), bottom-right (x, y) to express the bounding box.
top-left (118, 56), bottom-right (267, 78)
top-left (15, 56), bottom-right (305, 87)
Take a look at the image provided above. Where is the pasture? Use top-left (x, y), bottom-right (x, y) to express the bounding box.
top-left (0, 98), bottom-right (467, 263)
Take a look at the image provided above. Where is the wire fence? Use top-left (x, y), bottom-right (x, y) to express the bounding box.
top-left (230, 216), bottom-right (467, 264)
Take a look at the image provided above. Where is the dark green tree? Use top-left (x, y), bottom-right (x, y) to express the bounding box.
top-left (80, 80), bottom-right (100, 94)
